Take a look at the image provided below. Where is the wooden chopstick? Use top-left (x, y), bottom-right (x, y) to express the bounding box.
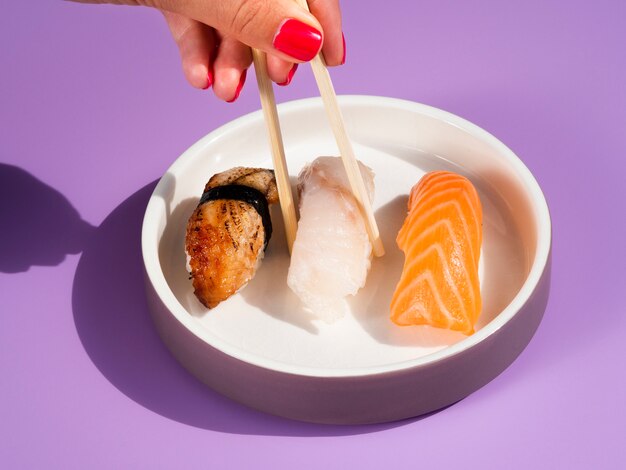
top-left (293, 0), bottom-right (385, 257)
top-left (251, 48), bottom-right (298, 254)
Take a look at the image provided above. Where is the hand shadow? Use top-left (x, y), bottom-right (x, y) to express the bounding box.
top-left (0, 163), bottom-right (95, 273)
top-left (71, 181), bottom-right (422, 435)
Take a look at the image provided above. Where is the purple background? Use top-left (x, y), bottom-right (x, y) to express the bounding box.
top-left (2, 1), bottom-right (625, 468)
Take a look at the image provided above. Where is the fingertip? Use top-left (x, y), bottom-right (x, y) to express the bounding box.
top-left (323, 31), bottom-right (345, 67)
top-left (212, 36), bottom-right (252, 102)
top-left (277, 63), bottom-right (298, 86)
top-left (184, 62), bottom-right (212, 90)
top-left (266, 54), bottom-right (298, 85)
top-left (226, 69), bottom-right (247, 103)
top-left (213, 68), bottom-right (247, 103)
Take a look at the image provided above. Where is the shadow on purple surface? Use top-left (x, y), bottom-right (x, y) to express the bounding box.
top-left (71, 181), bottom-right (439, 435)
top-left (0, 163), bottom-right (95, 272)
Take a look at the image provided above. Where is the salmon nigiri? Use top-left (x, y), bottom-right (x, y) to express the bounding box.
top-left (390, 171), bottom-right (483, 335)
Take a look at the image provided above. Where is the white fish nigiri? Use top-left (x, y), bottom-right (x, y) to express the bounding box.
top-left (287, 156), bottom-right (375, 322)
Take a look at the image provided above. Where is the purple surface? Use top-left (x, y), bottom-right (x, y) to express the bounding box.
top-left (1, 1), bottom-right (624, 468)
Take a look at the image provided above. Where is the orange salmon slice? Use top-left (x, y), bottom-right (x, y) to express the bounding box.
top-left (390, 171), bottom-right (483, 335)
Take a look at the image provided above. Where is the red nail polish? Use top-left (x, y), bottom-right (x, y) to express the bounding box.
top-left (207, 67), bottom-right (214, 89)
top-left (341, 32), bottom-right (346, 65)
top-left (201, 67), bottom-right (213, 90)
top-left (226, 69), bottom-right (247, 103)
top-left (277, 64), bottom-right (298, 87)
top-left (273, 19), bottom-right (322, 62)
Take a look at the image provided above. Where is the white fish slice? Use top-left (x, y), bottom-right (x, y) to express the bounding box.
top-left (287, 157), bottom-right (375, 322)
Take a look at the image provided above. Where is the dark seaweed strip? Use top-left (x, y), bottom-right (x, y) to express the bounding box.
top-left (199, 185), bottom-right (272, 250)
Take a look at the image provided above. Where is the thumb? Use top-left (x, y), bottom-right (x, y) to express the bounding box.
top-left (162, 0), bottom-right (323, 63)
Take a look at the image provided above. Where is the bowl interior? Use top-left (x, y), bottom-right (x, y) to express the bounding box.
top-left (143, 96), bottom-right (548, 376)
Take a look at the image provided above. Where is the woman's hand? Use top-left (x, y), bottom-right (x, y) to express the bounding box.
top-left (72, 0), bottom-right (344, 102)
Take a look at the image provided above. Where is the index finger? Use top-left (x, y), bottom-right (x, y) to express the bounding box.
top-left (308, 0), bottom-right (344, 66)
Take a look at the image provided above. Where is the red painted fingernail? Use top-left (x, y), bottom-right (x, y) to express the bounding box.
top-left (273, 19), bottom-right (322, 62)
top-left (277, 64), bottom-right (298, 87)
top-left (341, 32), bottom-right (346, 65)
top-left (226, 69), bottom-right (247, 103)
top-left (206, 67), bottom-right (214, 89)
top-left (203, 52), bottom-right (215, 90)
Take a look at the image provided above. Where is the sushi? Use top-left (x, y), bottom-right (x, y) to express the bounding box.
top-left (390, 171), bottom-right (483, 335)
top-left (287, 157), bottom-right (375, 322)
top-left (185, 167), bottom-right (278, 308)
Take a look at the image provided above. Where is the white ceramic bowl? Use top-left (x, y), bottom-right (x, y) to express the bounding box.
top-left (142, 96), bottom-right (551, 424)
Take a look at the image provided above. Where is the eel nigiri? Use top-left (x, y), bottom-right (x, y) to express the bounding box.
top-left (287, 156), bottom-right (375, 322)
top-left (185, 167), bottom-right (278, 308)
top-left (390, 171), bottom-right (483, 335)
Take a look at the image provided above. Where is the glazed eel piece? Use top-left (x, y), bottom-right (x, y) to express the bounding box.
top-left (185, 167), bottom-right (278, 308)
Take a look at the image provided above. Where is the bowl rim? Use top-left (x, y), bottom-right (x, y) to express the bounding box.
top-left (141, 95), bottom-right (552, 378)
